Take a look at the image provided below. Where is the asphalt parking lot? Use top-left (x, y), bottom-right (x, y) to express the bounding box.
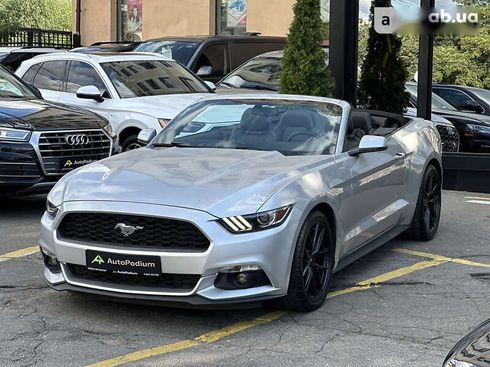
top-left (0, 190), bottom-right (489, 367)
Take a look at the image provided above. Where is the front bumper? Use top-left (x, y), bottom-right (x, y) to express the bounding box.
top-left (40, 201), bottom-right (302, 306)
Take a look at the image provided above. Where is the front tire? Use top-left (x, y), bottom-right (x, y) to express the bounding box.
top-left (406, 164), bottom-right (442, 241)
top-left (121, 134), bottom-right (143, 151)
top-left (281, 211), bottom-right (334, 312)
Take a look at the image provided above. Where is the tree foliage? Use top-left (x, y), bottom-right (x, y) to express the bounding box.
top-left (359, 1), bottom-right (490, 89)
top-left (358, 0), bottom-right (410, 114)
top-left (0, 0), bottom-right (71, 31)
top-left (279, 0), bottom-right (334, 97)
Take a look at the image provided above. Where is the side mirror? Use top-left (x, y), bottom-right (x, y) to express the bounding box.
top-left (28, 84), bottom-right (43, 99)
top-left (137, 128), bottom-right (157, 145)
top-left (76, 85), bottom-right (104, 102)
top-left (349, 135), bottom-right (388, 156)
top-left (204, 81), bottom-right (216, 91)
top-left (462, 100), bottom-right (484, 114)
top-left (197, 66), bottom-right (213, 77)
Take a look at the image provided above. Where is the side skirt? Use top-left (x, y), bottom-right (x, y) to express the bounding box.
top-left (334, 224), bottom-right (411, 273)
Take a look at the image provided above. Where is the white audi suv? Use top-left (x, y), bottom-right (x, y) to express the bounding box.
top-left (16, 52), bottom-right (214, 150)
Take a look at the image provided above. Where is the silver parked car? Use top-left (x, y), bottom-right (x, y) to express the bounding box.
top-left (40, 94), bottom-right (442, 312)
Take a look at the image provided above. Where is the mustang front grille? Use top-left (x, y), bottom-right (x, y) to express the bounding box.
top-left (38, 130), bottom-right (111, 174)
top-left (436, 125), bottom-right (460, 153)
top-left (58, 213), bottom-right (210, 252)
top-left (67, 264), bottom-right (200, 290)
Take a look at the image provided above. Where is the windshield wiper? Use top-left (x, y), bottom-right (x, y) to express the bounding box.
top-left (152, 141), bottom-right (195, 148)
top-left (218, 81), bottom-right (236, 89)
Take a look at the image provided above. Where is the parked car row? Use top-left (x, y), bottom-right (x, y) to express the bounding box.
top-left (2, 33), bottom-right (489, 198)
top-left (0, 66), bottom-right (115, 195)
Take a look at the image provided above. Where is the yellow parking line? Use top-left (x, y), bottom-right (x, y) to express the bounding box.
top-left (394, 248), bottom-right (490, 269)
top-left (464, 196), bottom-right (490, 201)
top-left (0, 246), bottom-right (39, 263)
top-left (87, 258), bottom-right (445, 367)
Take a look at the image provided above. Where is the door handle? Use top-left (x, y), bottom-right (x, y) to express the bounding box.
top-left (395, 152), bottom-right (406, 159)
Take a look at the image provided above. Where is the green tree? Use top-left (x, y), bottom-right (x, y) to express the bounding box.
top-left (358, 1), bottom-right (490, 89)
top-left (0, 0), bottom-right (71, 31)
top-left (279, 0), bottom-right (334, 97)
top-left (358, 0), bottom-right (410, 113)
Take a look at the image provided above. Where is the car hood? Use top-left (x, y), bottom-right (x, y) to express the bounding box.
top-left (0, 99), bottom-right (107, 130)
top-left (434, 109), bottom-right (490, 126)
top-left (61, 147), bottom-right (330, 217)
top-left (119, 93), bottom-right (210, 119)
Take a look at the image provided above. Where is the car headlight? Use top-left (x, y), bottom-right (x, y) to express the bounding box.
top-left (46, 199), bottom-right (59, 219)
top-left (467, 124), bottom-right (490, 133)
top-left (158, 118), bottom-right (171, 128)
top-left (0, 127), bottom-right (31, 142)
top-left (46, 180), bottom-right (66, 218)
top-left (102, 123), bottom-right (115, 138)
top-left (219, 205), bottom-right (293, 233)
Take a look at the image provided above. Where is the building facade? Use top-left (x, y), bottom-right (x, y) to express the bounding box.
top-left (73, 0), bottom-right (330, 46)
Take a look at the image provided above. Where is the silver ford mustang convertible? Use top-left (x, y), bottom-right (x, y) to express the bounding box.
top-left (40, 94), bottom-right (442, 312)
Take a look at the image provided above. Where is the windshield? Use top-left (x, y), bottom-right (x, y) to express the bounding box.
top-left (152, 99), bottom-right (343, 156)
top-left (100, 60), bottom-right (208, 98)
top-left (134, 41), bottom-right (200, 65)
top-left (220, 57), bottom-right (281, 91)
top-left (469, 88), bottom-right (490, 105)
top-left (406, 84), bottom-right (457, 111)
top-left (0, 67), bottom-right (36, 99)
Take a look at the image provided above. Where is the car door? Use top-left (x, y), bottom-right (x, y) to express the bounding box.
top-left (433, 87), bottom-right (482, 113)
top-left (339, 119), bottom-right (410, 254)
top-left (30, 60), bottom-right (67, 102)
top-left (58, 60), bottom-right (112, 120)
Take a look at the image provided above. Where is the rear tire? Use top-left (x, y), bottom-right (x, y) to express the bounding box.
top-left (121, 134), bottom-right (143, 151)
top-left (280, 211), bottom-right (334, 312)
top-left (406, 164), bottom-right (442, 241)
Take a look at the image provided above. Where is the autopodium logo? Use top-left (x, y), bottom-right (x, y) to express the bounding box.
top-left (374, 6), bottom-right (480, 34)
top-left (91, 255), bottom-right (105, 265)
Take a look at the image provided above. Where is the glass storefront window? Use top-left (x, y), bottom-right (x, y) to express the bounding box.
top-left (217, 0), bottom-right (247, 35)
top-left (118, 0), bottom-right (143, 42)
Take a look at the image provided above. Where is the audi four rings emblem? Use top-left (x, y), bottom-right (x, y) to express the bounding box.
top-left (65, 134), bottom-right (90, 146)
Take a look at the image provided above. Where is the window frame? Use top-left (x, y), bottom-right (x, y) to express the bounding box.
top-left (189, 41), bottom-right (231, 78)
top-left (32, 60), bottom-right (69, 92)
top-left (65, 60), bottom-right (112, 98)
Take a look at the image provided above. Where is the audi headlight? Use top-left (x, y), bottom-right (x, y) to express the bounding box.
top-left (468, 124), bottom-right (490, 133)
top-left (219, 205), bottom-right (293, 233)
top-left (0, 127), bottom-right (31, 142)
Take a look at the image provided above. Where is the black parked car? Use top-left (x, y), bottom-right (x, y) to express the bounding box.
top-left (0, 47), bottom-right (64, 71)
top-left (134, 34), bottom-right (286, 83)
top-left (71, 41), bottom-right (140, 53)
top-left (443, 319), bottom-right (490, 367)
top-left (0, 66), bottom-right (115, 195)
top-left (433, 84), bottom-right (490, 116)
top-left (406, 83), bottom-right (490, 153)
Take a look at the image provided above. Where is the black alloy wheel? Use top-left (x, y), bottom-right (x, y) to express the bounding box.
top-left (303, 221), bottom-right (332, 299)
top-left (407, 164), bottom-right (442, 241)
top-left (280, 211), bottom-right (334, 312)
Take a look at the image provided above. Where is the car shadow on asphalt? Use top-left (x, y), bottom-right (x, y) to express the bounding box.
top-left (0, 194), bottom-right (46, 218)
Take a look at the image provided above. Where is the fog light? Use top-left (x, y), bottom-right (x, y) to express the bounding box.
top-left (214, 269), bottom-right (271, 290)
top-left (235, 272), bottom-right (248, 285)
top-left (40, 247), bottom-right (61, 273)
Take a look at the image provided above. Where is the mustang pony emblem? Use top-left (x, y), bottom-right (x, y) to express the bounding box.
top-left (115, 223), bottom-right (144, 237)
